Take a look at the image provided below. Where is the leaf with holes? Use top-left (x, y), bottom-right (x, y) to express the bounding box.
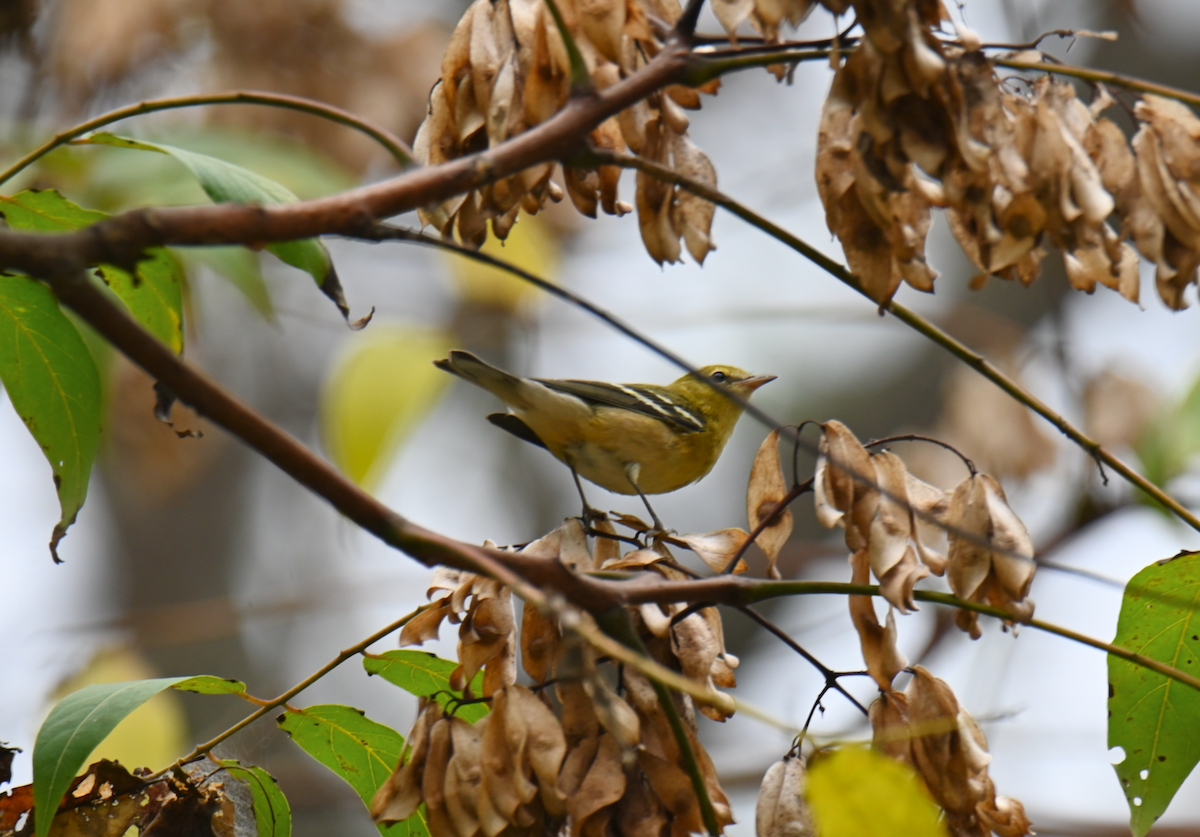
top-left (0, 190), bottom-right (183, 352)
top-left (277, 704), bottom-right (428, 837)
top-left (77, 133), bottom-right (351, 321)
top-left (1109, 551), bottom-right (1200, 837)
top-left (0, 274), bottom-right (102, 561)
top-left (362, 651), bottom-right (488, 722)
top-left (217, 760), bottom-right (291, 837)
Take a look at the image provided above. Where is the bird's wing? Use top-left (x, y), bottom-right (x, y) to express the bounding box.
top-left (487, 413), bottom-right (548, 449)
top-left (537, 379), bottom-right (705, 432)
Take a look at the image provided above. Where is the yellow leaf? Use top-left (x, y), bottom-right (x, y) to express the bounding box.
top-left (320, 326), bottom-right (453, 488)
top-left (446, 212), bottom-right (559, 312)
top-left (807, 746), bottom-right (946, 837)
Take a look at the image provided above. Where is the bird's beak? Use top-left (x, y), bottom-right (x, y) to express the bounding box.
top-left (741, 374), bottom-right (777, 392)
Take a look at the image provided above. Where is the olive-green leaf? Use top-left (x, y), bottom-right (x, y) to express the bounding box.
top-left (0, 274), bottom-right (102, 561)
top-left (362, 651), bottom-right (488, 722)
top-left (0, 190), bottom-right (184, 353)
top-left (278, 704), bottom-right (428, 837)
top-left (171, 675), bottom-right (249, 697)
top-left (78, 133), bottom-right (351, 320)
top-left (807, 746), bottom-right (945, 837)
top-left (32, 678), bottom-right (193, 837)
top-left (1109, 551), bottom-right (1200, 837)
top-left (216, 760), bottom-right (291, 837)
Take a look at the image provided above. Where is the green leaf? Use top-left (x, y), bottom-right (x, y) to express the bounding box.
top-left (277, 704), bottom-right (428, 837)
top-left (216, 760), bottom-right (291, 837)
top-left (0, 190), bottom-right (184, 353)
top-left (94, 250), bottom-right (184, 353)
top-left (32, 678), bottom-right (193, 837)
top-left (0, 274), bottom-right (102, 561)
top-left (0, 189), bottom-right (107, 230)
top-left (807, 746), bottom-right (945, 837)
top-left (362, 651), bottom-right (488, 722)
top-left (172, 675), bottom-right (249, 696)
top-left (78, 133), bottom-right (350, 320)
top-left (320, 327), bottom-right (453, 488)
top-left (1109, 551), bottom-right (1200, 836)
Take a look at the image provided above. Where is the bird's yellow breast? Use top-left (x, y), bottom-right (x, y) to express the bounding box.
top-left (523, 404), bottom-right (723, 495)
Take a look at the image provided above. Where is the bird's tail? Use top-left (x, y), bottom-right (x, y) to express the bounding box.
top-left (433, 350), bottom-right (528, 405)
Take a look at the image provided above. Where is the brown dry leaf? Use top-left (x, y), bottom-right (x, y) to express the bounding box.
top-left (567, 734), bottom-right (626, 828)
top-left (444, 717), bottom-right (484, 837)
top-left (456, 583), bottom-right (517, 694)
top-left (590, 513), bottom-right (622, 568)
top-left (755, 754), bottom-right (814, 837)
top-left (869, 451), bottom-right (931, 612)
top-left (638, 750), bottom-right (704, 837)
top-left (581, 670), bottom-right (642, 749)
top-left (747, 429), bottom-right (794, 578)
top-left (673, 528), bottom-right (750, 574)
top-left (520, 601), bottom-right (560, 684)
top-left (900, 666), bottom-right (1031, 835)
top-left (501, 686), bottom-right (567, 816)
top-left (945, 473), bottom-right (1036, 638)
top-left (400, 600), bottom-right (453, 647)
top-left (670, 606), bottom-right (731, 720)
top-left (602, 548), bottom-right (665, 570)
top-left (813, 420), bottom-right (875, 550)
top-left (670, 134), bottom-right (719, 263)
top-left (614, 770), bottom-right (671, 837)
top-left (480, 691), bottom-right (526, 824)
top-left (849, 549), bottom-right (908, 691)
top-left (422, 717), bottom-right (457, 837)
top-left (870, 688), bottom-right (913, 766)
top-left (373, 701), bottom-right (441, 823)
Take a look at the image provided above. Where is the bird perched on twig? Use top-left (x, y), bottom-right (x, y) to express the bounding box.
top-left (434, 350), bottom-right (775, 529)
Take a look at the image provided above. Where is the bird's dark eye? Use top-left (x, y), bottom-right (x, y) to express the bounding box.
top-left (710, 371), bottom-right (728, 383)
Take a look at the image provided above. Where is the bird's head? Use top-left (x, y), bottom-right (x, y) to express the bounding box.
top-left (669, 365), bottom-right (776, 427)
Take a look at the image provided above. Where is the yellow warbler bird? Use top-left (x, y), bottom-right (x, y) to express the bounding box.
top-left (434, 350), bottom-right (775, 526)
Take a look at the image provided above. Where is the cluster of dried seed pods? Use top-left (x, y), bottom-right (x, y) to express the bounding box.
top-left (373, 518), bottom-right (748, 837)
top-left (815, 0), bottom-right (1200, 308)
top-left (414, 0), bottom-right (720, 264)
top-left (815, 419), bottom-right (1035, 639)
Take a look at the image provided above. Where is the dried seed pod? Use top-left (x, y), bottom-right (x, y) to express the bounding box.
top-left (747, 429), bottom-right (794, 578)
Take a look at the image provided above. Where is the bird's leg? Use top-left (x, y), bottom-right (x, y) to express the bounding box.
top-left (624, 462), bottom-right (666, 535)
top-left (570, 466), bottom-right (601, 527)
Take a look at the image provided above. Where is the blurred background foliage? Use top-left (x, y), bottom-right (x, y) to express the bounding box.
top-left (4, 0), bottom-right (1200, 834)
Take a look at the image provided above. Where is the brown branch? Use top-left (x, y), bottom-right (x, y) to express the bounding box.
top-left (0, 42), bottom-right (689, 278)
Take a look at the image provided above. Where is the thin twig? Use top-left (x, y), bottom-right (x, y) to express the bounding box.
top-left (720, 479), bottom-right (812, 574)
top-left (993, 56), bottom-right (1200, 110)
top-left (738, 605), bottom-right (869, 716)
top-left (865, 434), bottom-right (977, 476)
top-left (152, 602), bottom-right (432, 778)
top-left (0, 90), bottom-right (412, 187)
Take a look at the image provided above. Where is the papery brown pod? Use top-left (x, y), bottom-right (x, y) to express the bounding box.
top-left (747, 429), bottom-right (794, 579)
top-left (754, 753), bottom-right (813, 837)
top-left (372, 700), bottom-right (443, 824)
top-left (945, 473), bottom-right (1035, 638)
